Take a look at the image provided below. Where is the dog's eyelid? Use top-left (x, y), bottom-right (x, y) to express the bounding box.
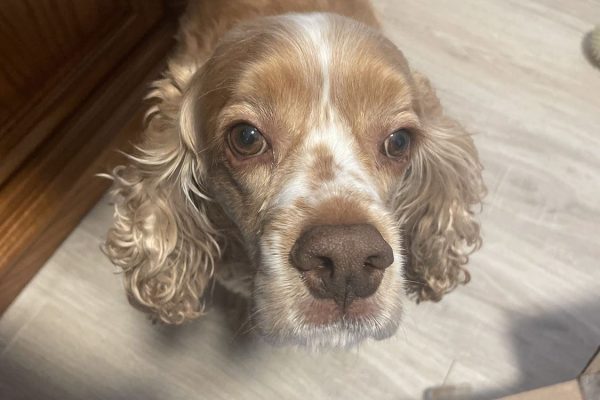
top-left (379, 124), bottom-right (420, 145)
top-left (219, 112), bottom-right (273, 142)
top-left (217, 102), bottom-right (265, 129)
top-left (380, 111), bottom-right (421, 135)
top-left (222, 118), bottom-right (262, 133)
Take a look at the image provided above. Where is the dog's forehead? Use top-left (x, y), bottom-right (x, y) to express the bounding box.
top-left (221, 13), bottom-right (416, 137)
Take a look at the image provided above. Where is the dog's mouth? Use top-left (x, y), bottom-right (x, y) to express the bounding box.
top-left (251, 259), bottom-right (404, 348)
top-left (299, 296), bottom-right (381, 325)
top-left (296, 295), bottom-right (402, 342)
top-left (251, 294), bottom-right (402, 348)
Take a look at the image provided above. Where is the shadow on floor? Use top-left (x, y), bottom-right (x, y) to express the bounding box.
top-left (0, 354), bottom-right (163, 400)
top-left (425, 300), bottom-right (600, 400)
top-left (2, 288), bottom-right (599, 399)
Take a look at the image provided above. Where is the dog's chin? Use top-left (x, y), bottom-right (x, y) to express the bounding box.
top-left (256, 318), bottom-right (401, 349)
top-left (252, 308), bottom-right (402, 349)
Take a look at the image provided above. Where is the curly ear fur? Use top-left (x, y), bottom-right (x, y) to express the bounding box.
top-left (396, 72), bottom-right (486, 302)
top-left (103, 61), bottom-right (221, 324)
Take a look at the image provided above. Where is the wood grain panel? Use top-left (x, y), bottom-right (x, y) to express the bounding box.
top-left (0, 0), bottom-right (121, 116)
top-left (0, 21), bottom-right (175, 314)
top-left (0, 0), bottom-right (163, 185)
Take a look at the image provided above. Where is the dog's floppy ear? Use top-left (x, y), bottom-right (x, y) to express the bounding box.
top-left (103, 70), bottom-right (220, 324)
top-left (395, 72), bottom-right (486, 302)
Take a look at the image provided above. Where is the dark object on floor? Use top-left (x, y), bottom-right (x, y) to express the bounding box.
top-left (583, 26), bottom-right (600, 68)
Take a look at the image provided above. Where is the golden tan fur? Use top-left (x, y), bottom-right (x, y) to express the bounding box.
top-left (103, 0), bottom-right (485, 345)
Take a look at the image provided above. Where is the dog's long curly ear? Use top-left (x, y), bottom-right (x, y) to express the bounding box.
top-left (396, 72), bottom-right (486, 302)
top-left (103, 70), bottom-right (220, 324)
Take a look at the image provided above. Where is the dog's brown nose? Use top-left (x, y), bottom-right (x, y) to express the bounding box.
top-left (291, 224), bottom-right (394, 308)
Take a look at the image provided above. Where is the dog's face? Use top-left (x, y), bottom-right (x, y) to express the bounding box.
top-left (105, 12), bottom-right (483, 348)
top-left (193, 14), bottom-right (423, 346)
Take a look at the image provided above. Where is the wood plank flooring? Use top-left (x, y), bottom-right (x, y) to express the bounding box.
top-left (1, 1), bottom-right (599, 399)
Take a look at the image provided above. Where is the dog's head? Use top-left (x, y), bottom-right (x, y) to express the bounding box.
top-left (104, 13), bottom-right (485, 347)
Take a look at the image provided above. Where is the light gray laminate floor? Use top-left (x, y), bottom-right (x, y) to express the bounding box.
top-left (1, 1), bottom-right (599, 399)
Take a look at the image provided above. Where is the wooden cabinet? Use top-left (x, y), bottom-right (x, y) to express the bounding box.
top-left (0, 0), bottom-right (179, 312)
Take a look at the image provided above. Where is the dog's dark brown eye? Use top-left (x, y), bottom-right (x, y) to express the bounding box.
top-left (228, 123), bottom-right (267, 157)
top-left (383, 129), bottom-right (411, 159)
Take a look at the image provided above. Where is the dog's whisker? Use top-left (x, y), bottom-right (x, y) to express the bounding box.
top-left (231, 306), bottom-right (265, 340)
top-left (403, 279), bottom-right (428, 287)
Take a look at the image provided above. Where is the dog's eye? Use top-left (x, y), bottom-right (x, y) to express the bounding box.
top-left (228, 123), bottom-right (267, 157)
top-left (383, 129), bottom-right (411, 159)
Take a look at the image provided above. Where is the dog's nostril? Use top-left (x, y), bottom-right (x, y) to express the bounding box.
top-left (364, 254), bottom-right (391, 270)
top-left (291, 224), bottom-right (394, 307)
top-left (316, 256), bottom-right (335, 275)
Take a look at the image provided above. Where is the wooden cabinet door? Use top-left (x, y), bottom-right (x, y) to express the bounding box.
top-left (0, 0), bottom-right (177, 313)
top-left (0, 0), bottom-right (163, 185)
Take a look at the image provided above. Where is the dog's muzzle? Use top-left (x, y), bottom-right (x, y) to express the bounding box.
top-left (290, 223), bottom-right (394, 308)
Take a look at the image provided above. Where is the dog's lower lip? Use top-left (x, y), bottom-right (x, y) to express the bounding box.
top-left (254, 311), bottom-right (400, 347)
top-left (299, 297), bottom-right (381, 325)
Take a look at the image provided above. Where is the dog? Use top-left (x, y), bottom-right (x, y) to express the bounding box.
top-left (104, 0), bottom-right (485, 348)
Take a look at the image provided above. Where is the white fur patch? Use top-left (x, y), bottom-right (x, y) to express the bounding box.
top-left (274, 14), bottom-right (381, 209)
top-left (285, 13), bottom-right (331, 107)
top-left (274, 115), bottom-right (381, 208)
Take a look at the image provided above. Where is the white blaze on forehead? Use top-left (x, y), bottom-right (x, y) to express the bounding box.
top-left (286, 13), bottom-right (331, 107)
top-left (274, 13), bottom-right (380, 208)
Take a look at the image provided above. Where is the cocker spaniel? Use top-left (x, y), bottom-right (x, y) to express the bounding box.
top-left (104, 0), bottom-right (485, 347)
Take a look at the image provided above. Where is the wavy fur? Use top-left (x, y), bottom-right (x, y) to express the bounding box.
top-left (103, 59), bottom-right (221, 323)
top-left (396, 73), bottom-right (486, 301)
